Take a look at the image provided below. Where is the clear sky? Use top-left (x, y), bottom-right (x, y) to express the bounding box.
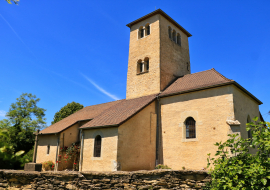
top-left (0, 1), bottom-right (269, 126)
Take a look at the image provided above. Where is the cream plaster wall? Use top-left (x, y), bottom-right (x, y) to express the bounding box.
top-left (232, 86), bottom-right (261, 154)
top-left (232, 86), bottom-right (260, 138)
top-left (126, 15), bottom-right (161, 99)
top-left (82, 127), bottom-right (118, 171)
top-left (59, 123), bottom-right (80, 149)
top-left (117, 102), bottom-right (157, 171)
top-left (160, 85), bottom-right (235, 170)
top-left (159, 15), bottom-right (190, 91)
top-left (57, 123), bottom-right (83, 170)
top-left (36, 121), bottom-right (89, 170)
top-left (36, 134), bottom-right (58, 164)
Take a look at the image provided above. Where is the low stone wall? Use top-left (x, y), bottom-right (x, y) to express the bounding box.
top-left (0, 169), bottom-right (210, 190)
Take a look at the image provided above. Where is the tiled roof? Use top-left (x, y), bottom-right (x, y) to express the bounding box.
top-left (80, 94), bottom-right (157, 129)
top-left (160, 68), bottom-right (233, 97)
top-left (126, 9), bottom-right (192, 37)
top-left (39, 100), bottom-right (122, 134)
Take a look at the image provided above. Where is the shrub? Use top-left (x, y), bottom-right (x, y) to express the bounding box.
top-left (58, 142), bottom-right (80, 171)
top-left (22, 148), bottom-right (34, 163)
top-left (206, 117), bottom-right (270, 189)
top-left (42, 160), bottom-right (55, 171)
top-left (155, 164), bottom-right (171, 169)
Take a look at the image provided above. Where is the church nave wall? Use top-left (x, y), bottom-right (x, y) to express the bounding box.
top-left (159, 85), bottom-right (235, 170)
top-left (81, 127), bottom-right (118, 172)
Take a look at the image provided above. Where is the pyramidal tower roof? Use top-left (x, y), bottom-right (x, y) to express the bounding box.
top-left (126, 9), bottom-right (192, 37)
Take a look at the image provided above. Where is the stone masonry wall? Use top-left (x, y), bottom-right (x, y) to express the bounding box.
top-left (0, 169), bottom-right (210, 190)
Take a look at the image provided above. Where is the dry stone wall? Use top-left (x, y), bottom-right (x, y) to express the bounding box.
top-left (0, 169), bottom-right (210, 190)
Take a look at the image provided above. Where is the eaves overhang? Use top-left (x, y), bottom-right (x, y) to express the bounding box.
top-left (126, 9), bottom-right (192, 37)
top-left (39, 119), bottom-right (92, 135)
top-left (80, 124), bottom-right (119, 130)
top-left (159, 81), bottom-right (263, 105)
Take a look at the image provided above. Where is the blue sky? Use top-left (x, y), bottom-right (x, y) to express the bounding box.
top-left (0, 1), bottom-right (269, 125)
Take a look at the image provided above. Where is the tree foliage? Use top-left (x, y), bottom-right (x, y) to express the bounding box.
top-left (206, 117), bottom-right (270, 189)
top-left (51, 102), bottom-right (84, 124)
top-left (5, 0), bottom-right (19, 4)
top-left (0, 129), bottom-right (25, 167)
top-left (0, 93), bottom-right (46, 169)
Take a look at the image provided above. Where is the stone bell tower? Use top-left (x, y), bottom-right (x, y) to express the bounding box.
top-left (126, 9), bottom-right (192, 99)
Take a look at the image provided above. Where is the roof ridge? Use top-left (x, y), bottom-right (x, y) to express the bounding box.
top-left (183, 68), bottom-right (214, 77)
top-left (80, 94), bottom-right (158, 129)
top-left (211, 68), bottom-right (233, 81)
top-left (80, 99), bottom-right (125, 128)
top-left (84, 99), bottom-right (124, 108)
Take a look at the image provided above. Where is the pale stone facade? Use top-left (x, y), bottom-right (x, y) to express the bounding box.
top-left (117, 102), bottom-right (157, 171)
top-left (36, 9), bottom-right (263, 172)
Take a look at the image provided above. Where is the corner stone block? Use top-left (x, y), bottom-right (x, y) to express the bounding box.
top-left (24, 163), bottom-right (42, 171)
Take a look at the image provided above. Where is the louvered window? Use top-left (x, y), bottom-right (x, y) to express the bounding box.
top-left (172, 30), bottom-right (176, 42)
top-left (177, 33), bottom-right (181, 46)
top-left (94, 135), bottom-right (102, 157)
top-left (145, 60), bottom-right (149, 71)
top-left (140, 28), bottom-right (144, 38)
top-left (146, 24), bottom-right (150, 35)
top-left (186, 117), bottom-right (196, 139)
top-left (168, 27), bottom-right (172, 39)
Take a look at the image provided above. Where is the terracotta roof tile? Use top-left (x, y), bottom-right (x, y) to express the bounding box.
top-left (40, 100), bottom-right (122, 134)
top-left (80, 94), bottom-right (157, 129)
top-left (160, 68), bottom-right (233, 97)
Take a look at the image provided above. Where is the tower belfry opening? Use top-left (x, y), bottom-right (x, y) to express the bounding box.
top-left (126, 9), bottom-right (192, 99)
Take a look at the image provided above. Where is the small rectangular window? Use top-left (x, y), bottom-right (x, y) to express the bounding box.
top-left (47, 145), bottom-right (50, 154)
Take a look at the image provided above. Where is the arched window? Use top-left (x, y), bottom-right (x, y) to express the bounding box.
top-left (94, 135), bottom-right (102, 157)
top-left (138, 26), bottom-right (144, 39)
top-left (137, 60), bottom-right (143, 74)
top-left (168, 26), bottom-right (172, 39)
top-left (144, 57), bottom-right (149, 71)
top-left (145, 24), bottom-right (150, 36)
top-left (185, 117), bottom-right (196, 139)
top-left (172, 30), bottom-right (176, 42)
top-left (177, 33), bottom-right (181, 46)
top-left (247, 116), bottom-right (252, 139)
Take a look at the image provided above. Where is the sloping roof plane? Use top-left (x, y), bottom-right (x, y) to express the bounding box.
top-left (160, 68), bottom-right (233, 96)
top-left (80, 94), bottom-right (157, 129)
top-left (160, 68), bottom-right (262, 104)
top-left (39, 100), bottom-right (122, 134)
top-left (40, 68), bottom-right (262, 135)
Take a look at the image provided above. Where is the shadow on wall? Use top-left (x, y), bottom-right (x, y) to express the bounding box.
top-left (38, 135), bottom-right (58, 146)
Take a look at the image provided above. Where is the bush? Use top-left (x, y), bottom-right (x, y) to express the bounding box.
top-left (42, 160), bottom-right (55, 171)
top-left (58, 142), bottom-right (80, 171)
top-left (22, 148), bottom-right (34, 163)
top-left (206, 117), bottom-right (270, 189)
top-left (155, 164), bottom-right (171, 169)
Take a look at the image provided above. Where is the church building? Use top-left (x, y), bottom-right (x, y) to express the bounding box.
top-left (36, 9), bottom-right (263, 171)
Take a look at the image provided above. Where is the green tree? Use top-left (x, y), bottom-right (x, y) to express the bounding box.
top-left (5, 0), bottom-right (19, 4)
top-left (51, 102), bottom-right (84, 124)
top-left (0, 129), bottom-right (25, 168)
top-left (0, 93), bottom-right (46, 169)
top-left (206, 117), bottom-right (270, 190)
